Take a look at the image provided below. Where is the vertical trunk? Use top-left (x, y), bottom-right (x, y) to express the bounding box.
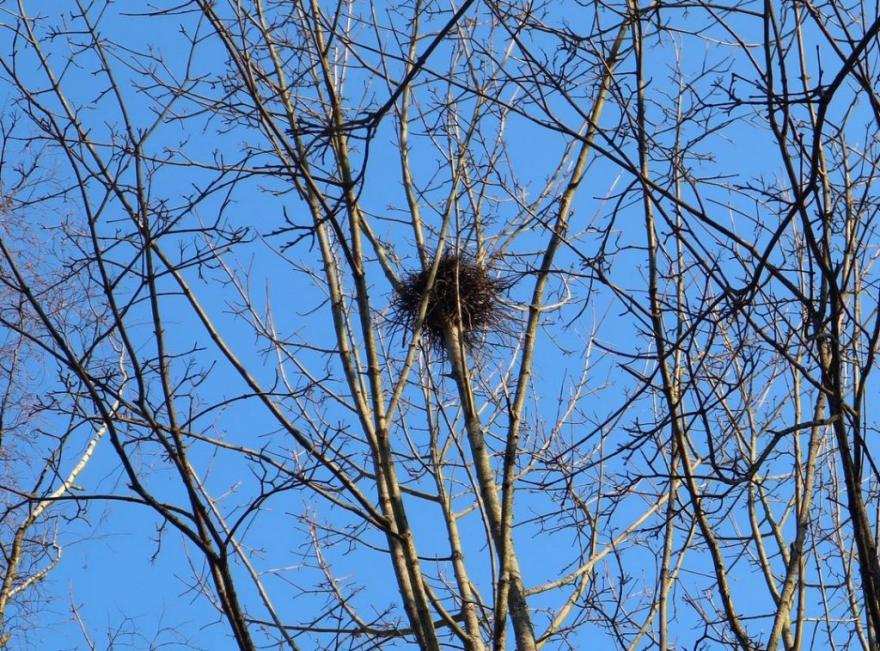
top-left (444, 323), bottom-right (537, 651)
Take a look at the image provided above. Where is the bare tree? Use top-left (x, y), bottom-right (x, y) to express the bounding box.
top-left (1, 0), bottom-right (880, 649)
top-left (0, 133), bottom-right (128, 646)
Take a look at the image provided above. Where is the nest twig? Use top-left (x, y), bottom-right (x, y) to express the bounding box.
top-left (392, 252), bottom-right (506, 352)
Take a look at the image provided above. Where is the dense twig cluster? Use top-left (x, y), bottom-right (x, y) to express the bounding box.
top-left (392, 252), bottom-right (506, 351)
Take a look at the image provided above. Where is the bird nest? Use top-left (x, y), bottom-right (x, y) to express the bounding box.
top-left (392, 252), bottom-right (507, 352)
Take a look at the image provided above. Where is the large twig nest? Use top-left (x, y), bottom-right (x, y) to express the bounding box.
top-left (392, 252), bottom-right (507, 352)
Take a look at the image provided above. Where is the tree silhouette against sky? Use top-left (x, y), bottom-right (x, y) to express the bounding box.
top-left (1, 1), bottom-right (880, 649)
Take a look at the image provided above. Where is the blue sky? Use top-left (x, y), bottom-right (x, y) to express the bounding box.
top-left (1, 1), bottom-right (878, 650)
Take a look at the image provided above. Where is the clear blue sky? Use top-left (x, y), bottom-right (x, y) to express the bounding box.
top-left (1, 1), bottom-right (874, 649)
